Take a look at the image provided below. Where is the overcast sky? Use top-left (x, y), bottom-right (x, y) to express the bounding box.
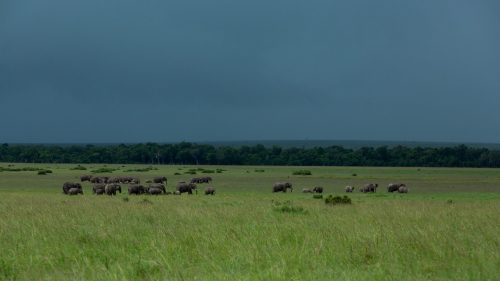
top-left (1, 0), bottom-right (499, 143)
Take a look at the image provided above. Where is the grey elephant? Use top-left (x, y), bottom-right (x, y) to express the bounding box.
top-left (398, 186), bottom-right (409, 193)
top-left (176, 182), bottom-right (197, 194)
top-left (147, 183), bottom-right (166, 194)
top-left (153, 176), bottom-right (167, 184)
top-left (128, 184), bottom-right (146, 195)
top-left (147, 186), bottom-right (164, 195)
top-left (105, 183), bottom-right (122, 195)
top-left (273, 182), bottom-right (293, 193)
top-left (204, 186), bottom-right (216, 195)
top-left (63, 182), bottom-right (82, 194)
top-left (313, 186), bottom-right (323, 193)
top-left (68, 188), bottom-right (83, 195)
top-left (388, 183), bottom-right (406, 193)
top-left (360, 183), bottom-right (378, 193)
top-left (345, 186), bottom-right (355, 193)
top-left (80, 175), bottom-right (92, 182)
top-left (92, 183), bottom-right (106, 195)
top-left (302, 188), bottom-right (313, 193)
top-left (90, 176), bottom-right (109, 184)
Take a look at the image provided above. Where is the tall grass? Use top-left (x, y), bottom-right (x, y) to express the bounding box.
top-left (0, 163), bottom-right (499, 280)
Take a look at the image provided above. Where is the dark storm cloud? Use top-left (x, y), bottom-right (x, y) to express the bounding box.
top-left (1, 0), bottom-right (500, 143)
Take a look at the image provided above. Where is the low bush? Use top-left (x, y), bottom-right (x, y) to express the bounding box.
top-left (292, 170), bottom-right (312, 176)
top-left (125, 166), bottom-right (158, 172)
top-left (325, 195), bottom-right (352, 206)
top-left (70, 165), bottom-right (87, 170)
top-left (313, 194), bottom-right (323, 199)
top-left (91, 167), bottom-right (117, 173)
top-left (201, 169), bottom-right (215, 174)
top-left (272, 200), bottom-right (307, 214)
top-left (254, 169), bottom-right (265, 173)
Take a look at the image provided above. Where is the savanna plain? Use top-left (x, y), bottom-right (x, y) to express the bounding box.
top-left (0, 163), bottom-right (499, 281)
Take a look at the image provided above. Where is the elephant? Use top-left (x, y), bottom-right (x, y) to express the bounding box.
top-left (273, 182), bottom-right (293, 193)
top-left (176, 182), bottom-right (197, 194)
top-left (204, 186), bottom-right (216, 195)
top-left (190, 177), bottom-right (212, 184)
top-left (388, 183), bottom-right (406, 193)
top-left (398, 186), bottom-right (409, 193)
top-left (108, 177), bottom-right (121, 184)
top-left (128, 184), bottom-right (146, 195)
top-left (147, 187), bottom-right (164, 195)
top-left (153, 176), bottom-right (167, 184)
top-left (68, 188), bottom-right (83, 195)
top-left (62, 182), bottom-right (82, 194)
top-left (90, 176), bottom-right (108, 184)
top-left (313, 187), bottom-right (323, 193)
top-left (95, 188), bottom-right (106, 195)
top-left (105, 183), bottom-right (122, 195)
top-left (80, 175), bottom-right (92, 182)
top-left (148, 183), bottom-right (166, 194)
top-left (92, 183), bottom-right (106, 195)
top-left (345, 186), bottom-right (355, 193)
top-left (302, 188), bottom-right (313, 193)
top-left (360, 183), bottom-right (378, 193)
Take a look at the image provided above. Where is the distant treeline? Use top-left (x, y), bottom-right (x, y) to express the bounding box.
top-left (1, 142), bottom-right (500, 167)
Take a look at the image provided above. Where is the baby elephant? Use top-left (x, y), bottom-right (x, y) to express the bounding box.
top-left (302, 188), bottom-right (313, 193)
top-left (313, 187), bottom-right (323, 193)
top-left (204, 186), bottom-right (216, 195)
top-left (398, 186), bottom-right (409, 193)
top-left (68, 188), bottom-right (83, 195)
top-left (345, 186), bottom-right (355, 193)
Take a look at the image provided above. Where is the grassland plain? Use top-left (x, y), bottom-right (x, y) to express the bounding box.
top-left (0, 163), bottom-right (499, 281)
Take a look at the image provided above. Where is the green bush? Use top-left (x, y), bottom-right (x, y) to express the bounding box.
top-left (313, 194), bottom-right (323, 199)
top-left (174, 172), bottom-right (181, 175)
top-left (91, 167), bottom-right (117, 173)
top-left (184, 170), bottom-right (197, 175)
top-left (254, 169), bottom-right (265, 173)
top-left (325, 195), bottom-right (352, 206)
top-left (272, 200), bottom-right (307, 214)
top-left (201, 169), bottom-right (215, 174)
top-left (292, 170), bottom-right (312, 176)
top-left (125, 166), bottom-right (158, 172)
top-left (70, 165), bottom-right (87, 170)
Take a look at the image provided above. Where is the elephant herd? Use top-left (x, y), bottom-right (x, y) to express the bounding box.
top-left (62, 175), bottom-right (216, 196)
top-left (344, 183), bottom-right (409, 193)
top-left (273, 182), bottom-right (409, 194)
top-left (63, 174), bottom-right (410, 196)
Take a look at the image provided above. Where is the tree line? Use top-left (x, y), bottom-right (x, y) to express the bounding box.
top-left (1, 142), bottom-right (500, 167)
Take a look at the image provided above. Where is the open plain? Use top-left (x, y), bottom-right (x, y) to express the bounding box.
top-left (0, 163), bottom-right (499, 281)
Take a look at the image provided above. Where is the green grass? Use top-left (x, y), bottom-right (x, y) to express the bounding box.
top-left (0, 163), bottom-right (499, 280)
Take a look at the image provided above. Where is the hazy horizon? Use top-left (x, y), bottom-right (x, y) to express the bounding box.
top-left (1, 0), bottom-right (499, 143)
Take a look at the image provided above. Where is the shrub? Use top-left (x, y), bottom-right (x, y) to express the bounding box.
top-left (325, 195), bottom-right (352, 206)
top-left (201, 169), bottom-right (215, 174)
top-left (292, 170), bottom-right (312, 176)
top-left (313, 194), bottom-right (323, 199)
top-left (37, 170), bottom-right (47, 175)
top-left (254, 169), bottom-right (265, 172)
top-left (174, 172), bottom-right (181, 175)
top-left (184, 171), bottom-right (197, 175)
top-left (91, 167), bottom-right (117, 173)
top-left (272, 200), bottom-right (307, 214)
top-left (352, 173), bottom-right (357, 177)
top-left (125, 166), bottom-right (157, 172)
top-left (70, 165), bottom-right (87, 170)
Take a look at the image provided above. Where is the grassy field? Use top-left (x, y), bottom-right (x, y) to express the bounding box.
top-left (0, 163), bottom-right (499, 280)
